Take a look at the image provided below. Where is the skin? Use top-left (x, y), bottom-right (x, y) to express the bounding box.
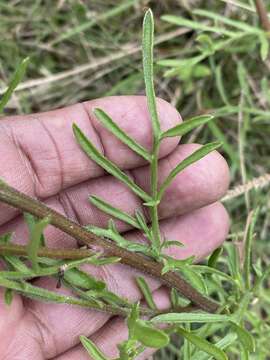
top-left (0, 96), bottom-right (230, 360)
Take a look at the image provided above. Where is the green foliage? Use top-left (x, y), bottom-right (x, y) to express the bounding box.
top-left (132, 319), bottom-right (169, 349)
top-left (0, 57), bottom-right (29, 113)
top-left (73, 123), bottom-right (151, 202)
top-left (0, 3), bottom-right (269, 360)
top-left (136, 276), bottom-right (157, 310)
top-left (89, 195), bottom-right (139, 229)
top-left (142, 9), bottom-right (160, 138)
top-left (94, 108), bottom-right (151, 161)
top-left (158, 142), bottom-right (221, 200)
top-left (161, 115), bottom-right (214, 139)
top-left (80, 336), bottom-right (109, 360)
top-left (177, 327), bottom-right (228, 360)
top-left (152, 312), bottom-right (232, 324)
top-left (26, 215), bottom-right (50, 271)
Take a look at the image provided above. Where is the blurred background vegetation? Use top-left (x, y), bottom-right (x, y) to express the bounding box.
top-left (1, 0), bottom-right (270, 358)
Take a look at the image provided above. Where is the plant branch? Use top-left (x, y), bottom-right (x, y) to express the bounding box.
top-left (255, 0), bottom-right (270, 32)
top-left (0, 179), bottom-right (219, 313)
top-left (0, 243), bottom-right (94, 259)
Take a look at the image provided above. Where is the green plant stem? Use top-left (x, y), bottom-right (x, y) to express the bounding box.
top-left (150, 140), bottom-right (162, 252)
top-left (0, 179), bottom-right (219, 312)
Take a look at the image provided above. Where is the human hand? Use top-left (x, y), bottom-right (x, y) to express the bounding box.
top-left (0, 96), bottom-right (229, 360)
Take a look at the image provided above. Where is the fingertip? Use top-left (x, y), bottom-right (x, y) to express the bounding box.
top-left (163, 202), bottom-right (230, 261)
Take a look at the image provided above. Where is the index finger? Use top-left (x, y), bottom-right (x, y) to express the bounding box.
top-left (0, 96), bottom-right (181, 225)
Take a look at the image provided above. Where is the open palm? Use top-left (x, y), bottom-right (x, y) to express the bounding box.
top-left (0, 96), bottom-right (229, 359)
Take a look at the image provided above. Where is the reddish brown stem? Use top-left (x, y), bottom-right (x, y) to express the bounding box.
top-left (0, 179), bottom-right (219, 312)
top-left (0, 243), bottom-right (94, 259)
top-left (255, 0), bottom-right (270, 32)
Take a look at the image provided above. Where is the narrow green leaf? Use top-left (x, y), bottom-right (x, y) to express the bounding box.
top-left (190, 265), bottom-right (235, 284)
top-left (230, 321), bottom-right (255, 352)
top-left (170, 288), bottom-right (191, 308)
top-left (243, 207), bottom-right (260, 290)
top-left (191, 333), bottom-right (238, 360)
top-left (208, 247), bottom-right (223, 268)
top-left (94, 108), bottom-right (151, 161)
top-left (133, 319), bottom-right (169, 348)
top-left (143, 9), bottom-right (160, 138)
top-left (3, 255), bottom-right (30, 272)
top-left (161, 15), bottom-right (236, 37)
top-left (0, 57), bottom-right (30, 113)
top-left (161, 115), bottom-right (214, 139)
top-left (86, 223), bottom-right (150, 254)
top-left (64, 268), bottom-right (106, 291)
top-left (25, 213), bottom-right (46, 247)
top-left (87, 256), bottom-right (121, 266)
top-left (158, 142), bottom-right (221, 200)
top-left (152, 312), bottom-right (231, 324)
top-left (27, 217), bottom-right (50, 271)
top-left (0, 257), bottom-right (105, 281)
top-left (4, 288), bottom-right (13, 306)
top-left (136, 276), bottom-right (157, 310)
top-left (0, 276), bottom-right (104, 309)
top-left (96, 290), bottom-right (127, 306)
top-left (259, 33), bottom-right (269, 61)
top-left (161, 240), bottom-right (184, 249)
top-left (127, 302), bottom-right (140, 338)
top-left (224, 243), bottom-right (241, 281)
top-left (178, 266), bottom-right (208, 295)
top-left (215, 65), bottom-right (231, 106)
top-left (170, 288), bottom-right (178, 308)
top-left (89, 195), bottom-right (139, 229)
top-left (178, 327), bottom-right (228, 360)
top-left (194, 8), bottom-right (261, 33)
top-left (73, 123), bottom-right (151, 202)
top-left (135, 210), bottom-right (151, 237)
top-left (80, 335), bottom-right (109, 360)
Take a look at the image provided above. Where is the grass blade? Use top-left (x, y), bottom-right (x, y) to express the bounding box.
top-left (243, 207), bottom-right (260, 290)
top-left (161, 15), bottom-right (236, 37)
top-left (94, 108), bottom-right (151, 161)
top-left (136, 276), bottom-right (157, 310)
top-left (177, 327), bottom-right (228, 360)
top-left (0, 57), bottom-right (30, 113)
top-left (143, 9), bottom-right (160, 138)
top-left (161, 115), bottom-right (214, 139)
top-left (194, 9), bottom-right (261, 33)
top-left (152, 313), bottom-right (231, 324)
top-left (80, 336), bottom-right (109, 360)
top-left (89, 194), bottom-right (139, 229)
top-left (52, 0), bottom-right (135, 45)
top-left (73, 123), bottom-right (151, 202)
top-left (158, 142), bottom-right (221, 200)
